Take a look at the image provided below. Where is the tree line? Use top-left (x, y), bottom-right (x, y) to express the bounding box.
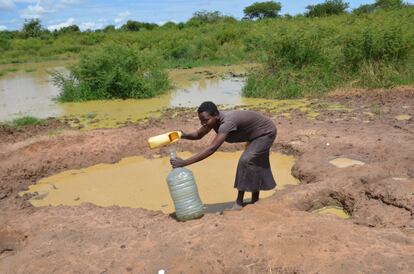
top-left (1, 0), bottom-right (411, 38)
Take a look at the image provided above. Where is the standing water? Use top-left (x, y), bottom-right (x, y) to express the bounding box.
top-left (19, 151), bottom-right (299, 213)
top-left (0, 62), bottom-right (262, 127)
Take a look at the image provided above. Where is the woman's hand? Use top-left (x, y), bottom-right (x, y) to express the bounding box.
top-left (170, 157), bottom-right (187, 168)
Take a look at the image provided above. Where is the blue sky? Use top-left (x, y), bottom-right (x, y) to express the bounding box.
top-left (0, 0), bottom-right (412, 31)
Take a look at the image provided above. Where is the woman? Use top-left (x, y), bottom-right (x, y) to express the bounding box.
top-left (170, 101), bottom-right (277, 209)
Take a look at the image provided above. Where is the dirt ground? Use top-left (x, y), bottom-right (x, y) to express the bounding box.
top-left (0, 87), bottom-right (413, 274)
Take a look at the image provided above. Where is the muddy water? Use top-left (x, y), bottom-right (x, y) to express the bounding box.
top-left (0, 62), bottom-right (352, 130)
top-left (313, 206), bottom-right (350, 219)
top-left (0, 62), bottom-right (66, 120)
top-left (329, 158), bottom-right (365, 168)
top-left (0, 62), bottom-right (257, 124)
top-left (20, 152), bottom-right (298, 213)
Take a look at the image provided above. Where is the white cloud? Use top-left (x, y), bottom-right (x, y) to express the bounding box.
top-left (0, 25), bottom-right (8, 30)
top-left (19, 3), bottom-right (53, 19)
top-left (114, 11), bottom-right (130, 24)
top-left (47, 17), bottom-right (74, 31)
top-left (18, 0), bottom-right (80, 18)
top-left (0, 0), bottom-right (15, 10)
top-left (79, 21), bottom-right (104, 31)
top-left (60, 0), bottom-right (80, 4)
top-left (56, 0), bottom-right (81, 9)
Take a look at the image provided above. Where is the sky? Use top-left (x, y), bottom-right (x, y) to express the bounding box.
top-left (0, 0), bottom-right (412, 31)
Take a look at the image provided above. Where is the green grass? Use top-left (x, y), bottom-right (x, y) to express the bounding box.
top-left (5, 67), bottom-right (19, 72)
top-left (3, 116), bottom-right (45, 127)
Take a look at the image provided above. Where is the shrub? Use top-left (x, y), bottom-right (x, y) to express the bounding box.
top-left (54, 44), bottom-right (170, 102)
top-left (305, 0), bottom-right (349, 17)
top-left (11, 116), bottom-right (43, 126)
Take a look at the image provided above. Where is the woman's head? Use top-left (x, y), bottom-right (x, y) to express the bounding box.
top-left (197, 101), bottom-right (219, 129)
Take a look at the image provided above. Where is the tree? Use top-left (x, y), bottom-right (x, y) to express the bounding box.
top-left (186, 10), bottom-right (236, 26)
top-left (22, 18), bottom-right (42, 38)
top-left (243, 1), bottom-right (282, 19)
top-left (121, 20), bottom-right (141, 31)
top-left (375, 0), bottom-right (406, 9)
top-left (162, 21), bottom-right (178, 29)
top-left (305, 0), bottom-right (349, 17)
top-left (353, 0), bottom-right (408, 14)
top-left (103, 25), bottom-right (116, 32)
top-left (353, 4), bottom-right (376, 14)
top-left (120, 20), bottom-right (158, 31)
top-left (58, 25), bottom-right (80, 34)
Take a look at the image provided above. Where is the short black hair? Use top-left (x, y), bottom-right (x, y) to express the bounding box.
top-left (197, 101), bottom-right (219, 116)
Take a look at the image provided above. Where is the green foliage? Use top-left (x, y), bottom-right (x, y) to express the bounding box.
top-left (343, 27), bottom-right (410, 70)
top-left (0, 37), bottom-right (12, 50)
top-left (305, 0), bottom-right (349, 17)
top-left (161, 22), bottom-right (178, 29)
top-left (11, 116), bottom-right (44, 126)
top-left (53, 44), bottom-right (170, 102)
top-left (1, 8), bottom-right (414, 99)
top-left (243, 1), bottom-right (282, 19)
top-left (353, 0), bottom-right (409, 14)
top-left (353, 4), bottom-right (377, 14)
top-left (57, 25), bottom-right (80, 34)
top-left (187, 11), bottom-right (237, 26)
top-left (22, 19), bottom-right (43, 38)
top-left (120, 20), bottom-right (158, 31)
top-left (103, 25), bottom-right (116, 32)
top-left (243, 9), bottom-right (414, 98)
top-left (376, 0), bottom-right (407, 9)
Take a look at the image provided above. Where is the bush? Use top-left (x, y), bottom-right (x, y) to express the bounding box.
top-left (11, 116), bottom-right (43, 126)
top-left (53, 44), bottom-right (171, 102)
top-left (243, 12), bottom-right (414, 99)
top-left (305, 0), bottom-right (349, 17)
top-left (343, 27), bottom-right (410, 70)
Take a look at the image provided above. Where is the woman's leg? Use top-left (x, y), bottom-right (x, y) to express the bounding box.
top-left (251, 191), bottom-right (260, 204)
top-left (236, 190), bottom-right (245, 206)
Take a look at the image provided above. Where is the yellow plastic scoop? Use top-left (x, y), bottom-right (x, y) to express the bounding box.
top-left (148, 131), bottom-right (182, 149)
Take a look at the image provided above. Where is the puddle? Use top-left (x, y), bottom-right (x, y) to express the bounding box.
top-left (395, 114), bottom-right (412, 121)
top-left (0, 61), bottom-right (351, 129)
top-left (19, 152), bottom-right (299, 213)
top-left (329, 158), bottom-right (365, 168)
top-left (392, 177), bottom-right (409, 181)
top-left (313, 206), bottom-right (350, 219)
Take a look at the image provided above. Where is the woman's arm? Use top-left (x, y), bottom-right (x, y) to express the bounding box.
top-left (181, 126), bottom-right (211, 140)
top-left (170, 132), bottom-right (227, 168)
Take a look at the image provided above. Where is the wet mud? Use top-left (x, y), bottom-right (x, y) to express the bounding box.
top-left (0, 87), bottom-right (413, 273)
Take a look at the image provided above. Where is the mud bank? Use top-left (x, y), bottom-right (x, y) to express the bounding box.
top-left (1, 87), bottom-right (413, 273)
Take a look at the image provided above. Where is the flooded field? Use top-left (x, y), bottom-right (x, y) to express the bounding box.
top-left (0, 62), bottom-right (258, 125)
top-left (0, 61), bottom-right (351, 129)
top-left (20, 151), bottom-right (298, 213)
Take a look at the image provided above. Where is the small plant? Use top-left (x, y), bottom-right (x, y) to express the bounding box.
top-left (370, 103), bottom-right (382, 115)
top-left (25, 68), bottom-right (36, 72)
top-left (11, 116), bottom-right (44, 126)
top-left (6, 67), bottom-right (19, 73)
